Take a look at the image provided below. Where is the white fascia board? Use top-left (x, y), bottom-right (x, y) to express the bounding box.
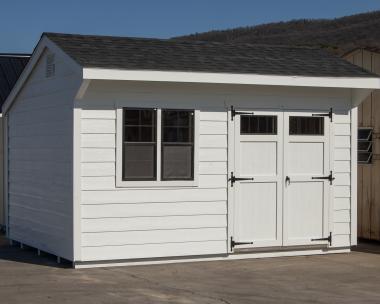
top-left (2, 36), bottom-right (82, 114)
top-left (83, 68), bottom-right (380, 89)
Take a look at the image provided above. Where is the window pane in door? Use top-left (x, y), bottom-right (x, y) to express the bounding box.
top-left (162, 110), bottom-right (194, 180)
top-left (240, 115), bottom-right (277, 135)
top-left (289, 116), bottom-right (324, 135)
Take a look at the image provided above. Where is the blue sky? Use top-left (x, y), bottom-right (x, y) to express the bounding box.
top-left (1, 0), bottom-right (380, 53)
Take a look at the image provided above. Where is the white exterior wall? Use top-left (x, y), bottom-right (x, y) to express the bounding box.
top-left (6, 48), bottom-right (81, 260)
top-left (77, 80), bottom-right (354, 262)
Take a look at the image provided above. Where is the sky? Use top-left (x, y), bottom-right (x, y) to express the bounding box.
top-left (1, 0), bottom-right (380, 53)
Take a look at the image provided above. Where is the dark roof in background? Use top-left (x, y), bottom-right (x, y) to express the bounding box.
top-left (0, 54), bottom-right (30, 110)
top-left (45, 32), bottom-right (376, 78)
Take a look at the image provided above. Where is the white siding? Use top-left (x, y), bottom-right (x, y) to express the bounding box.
top-left (78, 81), bottom-right (353, 261)
top-left (7, 49), bottom-right (80, 260)
top-left (79, 100), bottom-right (228, 261)
top-left (332, 112), bottom-right (351, 247)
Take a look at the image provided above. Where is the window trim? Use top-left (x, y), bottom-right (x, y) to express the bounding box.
top-left (116, 106), bottom-right (199, 188)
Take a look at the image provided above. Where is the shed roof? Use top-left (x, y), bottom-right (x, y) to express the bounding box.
top-left (44, 32), bottom-right (376, 78)
top-left (0, 54), bottom-right (30, 110)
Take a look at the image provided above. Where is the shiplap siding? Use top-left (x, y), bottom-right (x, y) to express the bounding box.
top-left (77, 81), bottom-right (353, 261)
top-left (79, 101), bottom-right (228, 261)
top-left (332, 112), bottom-right (352, 247)
top-left (7, 49), bottom-right (80, 260)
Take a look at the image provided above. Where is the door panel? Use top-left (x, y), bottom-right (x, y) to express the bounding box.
top-left (283, 112), bottom-right (330, 246)
top-left (233, 110), bottom-right (283, 248)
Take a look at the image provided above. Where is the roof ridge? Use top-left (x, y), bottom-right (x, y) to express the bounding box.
top-left (43, 32), bottom-right (324, 51)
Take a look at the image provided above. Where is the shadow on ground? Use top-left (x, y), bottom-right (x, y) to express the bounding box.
top-left (0, 232), bottom-right (71, 268)
top-left (353, 239), bottom-right (380, 255)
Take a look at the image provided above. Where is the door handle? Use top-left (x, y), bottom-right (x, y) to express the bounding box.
top-left (285, 176), bottom-right (290, 185)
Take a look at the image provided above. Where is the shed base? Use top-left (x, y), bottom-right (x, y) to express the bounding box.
top-left (74, 247), bottom-right (350, 269)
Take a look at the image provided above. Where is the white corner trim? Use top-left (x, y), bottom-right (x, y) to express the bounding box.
top-left (83, 68), bottom-right (380, 89)
top-left (75, 79), bottom-right (91, 100)
top-left (350, 107), bottom-right (358, 246)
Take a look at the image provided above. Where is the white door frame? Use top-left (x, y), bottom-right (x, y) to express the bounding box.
top-left (227, 106), bottom-right (334, 252)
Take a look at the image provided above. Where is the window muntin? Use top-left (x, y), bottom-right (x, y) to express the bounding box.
top-left (358, 127), bottom-right (373, 164)
top-left (162, 110), bottom-right (194, 180)
top-left (122, 108), bottom-right (157, 180)
top-left (240, 115), bottom-right (277, 135)
top-left (289, 116), bottom-right (324, 135)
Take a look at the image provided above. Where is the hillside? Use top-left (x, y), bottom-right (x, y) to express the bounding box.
top-left (174, 11), bottom-right (380, 55)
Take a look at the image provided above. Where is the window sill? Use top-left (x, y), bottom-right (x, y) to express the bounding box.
top-left (116, 179), bottom-right (199, 188)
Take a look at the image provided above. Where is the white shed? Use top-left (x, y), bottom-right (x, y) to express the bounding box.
top-left (3, 33), bottom-right (380, 268)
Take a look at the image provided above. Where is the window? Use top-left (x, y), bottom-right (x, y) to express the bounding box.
top-left (241, 115), bottom-right (277, 135)
top-left (123, 108), bottom-right (157, 180)
top-left (162, 110), bottom-right (194, 180)
top-left (358, 128), bottom-right (373, 164)
top-left (120, 108), bottom-right (196, 184)
top-left (289, 116), bottom-right (324, 135)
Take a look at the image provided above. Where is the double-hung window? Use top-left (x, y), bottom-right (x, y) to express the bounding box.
top-left (118, 107), bottom-right (197, 186)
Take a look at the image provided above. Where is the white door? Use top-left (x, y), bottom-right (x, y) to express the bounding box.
top-left (232, 110), bottom-right (283, 248)
top-left (283, 111), bottom-right (331, 246)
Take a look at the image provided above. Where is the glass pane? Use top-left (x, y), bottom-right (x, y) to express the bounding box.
top-left (358, 128), bottom-right (372, 140)
top-left (124, 108), bottom-right (156, 143)
top-left (289, 116), bottom-right (324, 135)
top-left (358, 152), bottom-right (372, 164)
top-left (124, 109), bottom-right (140, 125)
top-left (358, 141), bottom-right (371, 152)
top-left (162, 145), bottom-right (193, 180)
top-left (124, 126), bottom-right (139, 142)
top-left (240, 115), bottom-right (277, 135)
top-left (123, 143), bottom-right (156, 180)
top-left (162, 110), bottom-right (194, 142)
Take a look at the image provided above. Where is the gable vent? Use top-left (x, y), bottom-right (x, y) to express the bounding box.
top-left (46, 53), bottom-right (55, 78)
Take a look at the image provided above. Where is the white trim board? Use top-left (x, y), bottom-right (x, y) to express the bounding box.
top-left (83, 68), bottom-right (380, 89)
top-left (74, 248), bottom-right (350, 269)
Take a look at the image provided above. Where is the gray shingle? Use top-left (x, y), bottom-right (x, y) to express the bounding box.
top-left (45, 32), bottom-right (376, 78)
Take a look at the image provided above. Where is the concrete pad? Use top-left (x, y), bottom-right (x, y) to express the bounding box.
top-left (1, 234), bottom-right (380, 304)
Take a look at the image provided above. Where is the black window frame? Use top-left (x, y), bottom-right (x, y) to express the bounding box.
top-left (161, 109), bottom-right (195, 181)
top-left (122, 108), bottom-right (157, 181)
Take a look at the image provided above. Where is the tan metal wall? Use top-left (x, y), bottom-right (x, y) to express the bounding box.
top-left (345, 49), bottom-right (380, 241)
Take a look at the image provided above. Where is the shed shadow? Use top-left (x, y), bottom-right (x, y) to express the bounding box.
top-left (0, 233), bottom-right (71, 268)
top-left (352, 239), bottom-right (380, 255)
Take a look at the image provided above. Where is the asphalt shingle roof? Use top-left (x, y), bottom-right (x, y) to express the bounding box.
top-left (45, 32), bottom-right (376, 78)
top-left (0, 54), bottom-right (30, 110)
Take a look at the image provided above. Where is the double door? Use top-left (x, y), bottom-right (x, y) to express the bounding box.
top-left (232, 109), bottom-right (331, 249)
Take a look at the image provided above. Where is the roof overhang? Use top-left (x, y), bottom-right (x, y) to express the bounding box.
top-left (83, 68), bottom-right (380, 89)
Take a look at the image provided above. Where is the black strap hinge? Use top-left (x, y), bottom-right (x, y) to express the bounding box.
top-left (231, 106), bottom-right (254, 121)
top-left (312, 107), bottom-right (333, 122)
top-left (229, 172), bottom-right (254, 187)
top-left (230, 237), bottom-right (253, 251)
top-left (311, 171), bottom-right (335, 185)
top-left (311, 232), bottom-right (332, 246)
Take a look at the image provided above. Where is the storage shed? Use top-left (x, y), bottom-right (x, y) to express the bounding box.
top-left (344, 48), bottom-right (380, 241)
top-left (0, 53), bottom-right (30, 229)
top-left (3, 33), bottom-right (380, 268)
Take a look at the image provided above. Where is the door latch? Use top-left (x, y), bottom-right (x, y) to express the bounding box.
top-left (311, 232), bottom-right (332, 246)
top-left (229, 172), bottom-right (254, 187)
top-left (311, 171), bottom-right (335, 185)
top-left (230, 237), bottom-right (253, 251)
top-left (285, 176), bottom-right (291, 185)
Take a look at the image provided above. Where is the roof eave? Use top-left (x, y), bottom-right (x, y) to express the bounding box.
top-left (83, 68), bottom-right (380, 89)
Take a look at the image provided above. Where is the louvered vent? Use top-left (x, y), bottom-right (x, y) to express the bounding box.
top-left (46, 53), bottom-right (55, 77)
